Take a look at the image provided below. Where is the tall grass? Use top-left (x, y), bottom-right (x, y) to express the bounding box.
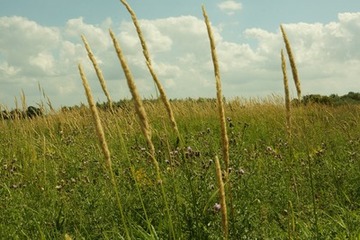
top-left (280, 25), bottom-right (302, 102)
top-left (202, 6), bottom-right (232, 238)
top-left (215, 155), bottom-right (228, 239)
top-left (281, 49), bottom-right (291, 138)
top-left (1, 99), bottom-right (360, 238)
top-left (109, 28), bottom-right (176, 239)
top-left (78, 63), bottom-right (130, 239)
top-left (202, 6), bottom-right (230, 176)
top-left (1, 4), bottom-right (360, 240)
top-left (119, 0), bottom-right (181, 141)
top-left (78, 64), bottom-right (112, 169)
top-left (81, 35), bottom-right (113, 112)
top-left (109, 29), bottom-right (158, 174)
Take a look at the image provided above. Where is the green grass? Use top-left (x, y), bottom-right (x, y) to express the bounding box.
top-left (1, 99), bottom-right (359, 239)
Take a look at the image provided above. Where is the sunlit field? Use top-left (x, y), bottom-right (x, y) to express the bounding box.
top-left (1, 1), bottom-right (360, 239)
top-left (1, 99), bottom-right (359, 239)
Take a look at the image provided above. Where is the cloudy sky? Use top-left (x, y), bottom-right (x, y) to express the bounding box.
top-left (0, 0), bottom-right (359, 109)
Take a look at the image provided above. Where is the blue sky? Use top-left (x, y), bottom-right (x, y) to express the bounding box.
top-left (0, 0), bottom-right (359, 109)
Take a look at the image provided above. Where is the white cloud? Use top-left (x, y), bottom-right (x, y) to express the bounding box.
top-left (218, 1), bottom-right (242, 15)
top-left (29, 51), bottom-right (55, 74)
top-left (65, 17), bottom-right (112, 50)
top-left (0, 62), bottom-right (20, 77)
top-left (0, 12), bottom-right (359, 109)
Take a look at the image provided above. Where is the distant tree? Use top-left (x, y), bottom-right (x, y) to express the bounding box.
top-left (302, 92), bottom-right (360, 106)
top-left (26, 106), bottom-right (43, 118)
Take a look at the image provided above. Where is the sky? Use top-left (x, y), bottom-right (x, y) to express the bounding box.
top-left (0, 0), bottom-right (359, 109)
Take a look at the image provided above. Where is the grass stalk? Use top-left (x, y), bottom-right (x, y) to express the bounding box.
top-left (215, 155), bottom-right (228, 240)
top-left (109, 29), bottom-right (175, 239)
top-left (202, 5), bottom-right (233, 228)
top-left (287, 200), bottom-right (296, 239)
top-left (119, 0), bottom-right (181, 141)
top-left (78, 64), bottom-right (112, 169)
top-left (281, 49), bottom-right (291, 138)
top-left (21, 89), bottom-right (26, 113)
top-left (307, 154), bottom-right (319, 238)
top-left (109, 29), bottom-right (157, 171)
top-left (78, 63), bottom-right (130, 239)
top-left (81, 35), bottom-right (113, 112)
top-left (280, 25), bottom-right (302, 102)
top-left (113, 122), bottom-right (155, 238)
top-left (202, 5), bottom-right (230, 175)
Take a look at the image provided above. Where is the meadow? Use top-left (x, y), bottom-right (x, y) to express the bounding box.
top-left (1, 99), bottom-right (359, 239)
top-left (1, 1), bottom-right (360, 239)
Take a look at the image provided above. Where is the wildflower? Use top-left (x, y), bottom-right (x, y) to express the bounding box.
top-left (213, 203), bottom-right (221, 212)
top-left (187, 146), bottom-right (193, 153)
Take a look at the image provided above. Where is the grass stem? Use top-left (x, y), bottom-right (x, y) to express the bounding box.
top-left (78, 63), bottom-right (130, 239)
top-left (81, 35), bottom-right (113, 112)
top-left (280, 25), bottom-right (302, 102)
top-left (119, 0), bottom-right (181, 142)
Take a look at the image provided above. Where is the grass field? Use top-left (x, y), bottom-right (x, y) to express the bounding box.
top-left (1, 2), bottom-right (359, 239)
top-left (1, 99), bottom-right (359, 239)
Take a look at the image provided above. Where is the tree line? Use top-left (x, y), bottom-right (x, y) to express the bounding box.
top-left (1, 106), bottom-right (43, 120)
top-left (293, 92), bottom-right (360, 106)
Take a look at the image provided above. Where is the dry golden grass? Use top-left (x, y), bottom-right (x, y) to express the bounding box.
top-left (119, 0), bottom-right (180, 140)
top-left (280, 24), bottom-right (302, 102)
top-left (281, 49), bottom-right (291, 138)
top-left (20, 90), bottom-right (26, 112)
top-left (202, 5), bottom-right (230, 175)
top-left (215, 155), bottom-right (228, 240)
top-left (78, 63), bottom-right (130, 239)
top-left (78, 63), bottom-right (112, 169)
top-left (81, 35), bottom-right (113, 111)
top-left (109, 29), bottom-right (161, 181)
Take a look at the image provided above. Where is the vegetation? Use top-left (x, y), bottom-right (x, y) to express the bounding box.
top-left (1, 99), bottom-right (360, 239)
top-left (301, 92), bottom-right (360, 106)
top-left (1, 1), bottom-right (359, 239)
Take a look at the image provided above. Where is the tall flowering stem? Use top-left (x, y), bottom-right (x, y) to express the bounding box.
top-left (109, 29), bottom-right (175, 239)
top-left (215, 155), bottom-right (228, 240)
top-left (78, 63), bottom-right (130, 239)
top-left (202, 5), bottom-right (230, 176)
top-left (281, 49), bottom-right (291, 139)
top-left (281, 25), bottom-right (302, 102)
top-left (119, 0), bottom-right (181, 141)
